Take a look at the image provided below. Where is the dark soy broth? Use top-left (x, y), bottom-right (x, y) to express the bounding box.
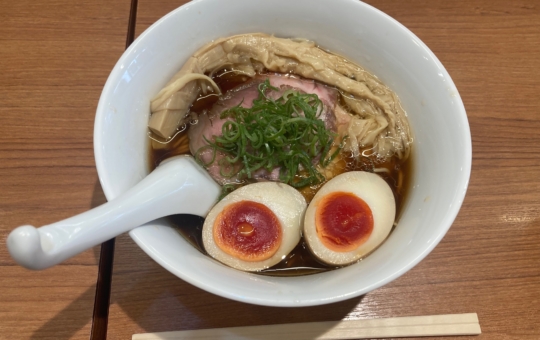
top-left (148, 70), bottom-right (413, 276)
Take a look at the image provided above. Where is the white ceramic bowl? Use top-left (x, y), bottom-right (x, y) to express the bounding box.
top-left (94, 0), bottom-right (471, 306)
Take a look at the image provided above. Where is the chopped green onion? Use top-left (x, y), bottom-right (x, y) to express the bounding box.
top-left (196, 79), bottom-right (344, 188)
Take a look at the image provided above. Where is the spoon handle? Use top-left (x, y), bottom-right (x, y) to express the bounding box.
top-left (6, 156), bottom-right (220, 270)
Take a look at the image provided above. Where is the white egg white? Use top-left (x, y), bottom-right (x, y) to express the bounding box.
top-left (202, 182), bottom-right (307, 272)
top-left (304, 171), bottom-right (396, 266)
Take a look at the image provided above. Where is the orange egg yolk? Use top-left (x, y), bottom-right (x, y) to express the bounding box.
top-left (315, 192), bottom-right (373, 252)
top-left (213, 201), bottom-right (282, 262)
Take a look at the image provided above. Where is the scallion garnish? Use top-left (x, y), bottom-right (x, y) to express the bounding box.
top-left (196, 79), bottom-right (343, 188)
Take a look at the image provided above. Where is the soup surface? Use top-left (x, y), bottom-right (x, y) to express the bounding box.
top-left (149, 72), bottom-right (412, 276)
top-left (147, 34), bottom-right (413, 276)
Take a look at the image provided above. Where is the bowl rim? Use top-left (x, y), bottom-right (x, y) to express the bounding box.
top-left (94, 0), bottom-right (472, 306)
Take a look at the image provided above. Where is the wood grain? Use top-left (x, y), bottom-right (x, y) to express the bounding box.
top-left (133, 314), bottom-right (481, 339)
top-left (0, 0), bottom-right (131, 339)
top-left (101, 0), bottom-right (540, 339)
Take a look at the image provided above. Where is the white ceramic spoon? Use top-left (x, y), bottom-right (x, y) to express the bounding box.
top-left (6, 155), bottom-right (221, 270)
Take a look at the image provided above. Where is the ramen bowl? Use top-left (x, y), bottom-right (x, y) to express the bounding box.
top-left (94, 0), bottom-right (471, 306)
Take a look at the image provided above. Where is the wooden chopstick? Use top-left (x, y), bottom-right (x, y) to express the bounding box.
top-left (132, 313), bottom-right (481, 339)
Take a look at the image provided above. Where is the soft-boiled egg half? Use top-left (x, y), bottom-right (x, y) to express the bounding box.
top-left (304, 171), bottom-right (396, 266)
top-left (202, 182), bottom-right (307, 272)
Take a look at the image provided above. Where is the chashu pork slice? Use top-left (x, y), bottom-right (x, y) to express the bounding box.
top-left (189, 74), bottom-right (339, 185)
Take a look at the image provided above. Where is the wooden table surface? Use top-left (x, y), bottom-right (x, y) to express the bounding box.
top-left (0, 0), bottom-right (131, 339)
top-left (1, 1), bottom-right (539, 339)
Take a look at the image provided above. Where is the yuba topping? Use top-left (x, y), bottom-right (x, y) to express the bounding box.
top-left (213, 200), bottom-right (282, 262)
top-left (316, 192), bottom-right (373, 252)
